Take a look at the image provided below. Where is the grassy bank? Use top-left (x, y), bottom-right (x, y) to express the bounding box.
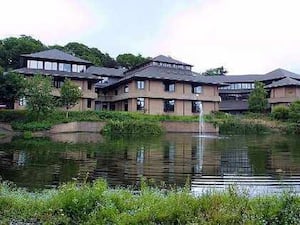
top-left (0, 180), bottom-right (299, 225)
top-left (0, 110), bottom-right (199, 132)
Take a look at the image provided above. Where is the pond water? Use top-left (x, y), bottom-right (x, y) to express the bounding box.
top-left (0, 133), bottom-right (300, 195)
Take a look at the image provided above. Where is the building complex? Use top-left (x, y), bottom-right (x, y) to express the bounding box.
top-left (12, 49), bottom-right (300, 114)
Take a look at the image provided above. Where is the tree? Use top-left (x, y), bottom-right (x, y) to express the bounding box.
top-left (60, 79), bottom-right (82, 118)
top-left (116, 53), bottom-right (149, 69)
top-left (0, 71), bottom-right (26, 108)
top-left (0, 35), bottom-right (45, 70)
top-left (25, 74), bottom-right (54, 121)
top-left (248, 81), bottom-right (268, 113)
top-left (203, 66), bottom-right (227, 76)
top-left (63, 42), bottom-right (118, 68)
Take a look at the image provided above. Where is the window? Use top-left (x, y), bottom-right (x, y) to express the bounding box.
top-left (19, 97), bottom-right (27, 106)
top-left (59, 63), bottom-right (71, 72)
top-left (88, 81), bottom-right (92, 90)
top-left (137, 97), bottom-right (145, 111)
top-left (45, 61), bottom-right (58, 70)
top-left (27, 60), bottom-right (38, 69)
top-left (87, 99), bottom-right (92, 108)
top-left (99, 77), bottom-right (109, 83)
top-left (192, 85), bottom-right (202, 94)
top-left (53, 79), bottom-right (64, 88)
top-left (137, 81), bottom-right (145, 89)
top-left (114, 89), bottom-right (118, 95)
top-left (78, 65), bottom-right (86, 73)
top-left (164, 99), bottom-right (175, 112)
top-left (124, 84), bottom-right (129, 93)
top-left (164, 82), bottom-right (175, 92)
top-left (72, 64), bottom-right (78, 73)
top-left (192, 101), bottom-right (202, 113)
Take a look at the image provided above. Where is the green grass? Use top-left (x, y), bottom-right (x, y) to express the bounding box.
top-left (0, 180), bottom-right (299, 225)
top-left (0, 110), bottom-right (200, 132)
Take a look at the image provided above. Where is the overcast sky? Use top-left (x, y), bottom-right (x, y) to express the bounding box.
top-left (1, 0), bottom-right (300, 74)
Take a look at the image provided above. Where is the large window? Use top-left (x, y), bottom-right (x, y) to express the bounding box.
top-left (192, 85), bottom-right (202, 94)
top-left (136, 81), bottom-right (145, 89)
top-left (192, 101), bottom-right (202, 113)
top-left (164, 99), bottom-right (175, 112)
top-left (45, 61), bottom-right (58, 70)
top-left (27, 60), bottom-right (43, 69)
top-left (164, 82), bottom-right (175, 92)
top-left (220, 83), bottom-right (255, 90)
top-left (59, 63), bottom-right (71, 72)
top-left (19, 97), bottom-right (27, 106)
top-left (72, 64), bottom-right (86, 73)
top-left (137, 97), bottom-right (145, 111)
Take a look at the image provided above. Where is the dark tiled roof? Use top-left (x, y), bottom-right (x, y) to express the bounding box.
top-left (14, 68), bottom-right (100, 80)
top-left (101, 65), bottom-right (225, 89)
top-left (152, 55), bottom-right (192, 66)
top-left (212, 68), bottom-right (300, 83)
top-left (265, 77), bottom-right (300, 88)
top-left (21, 49), bottom-right (92, 64)
top-left (86, 66), bottom-right (126, 77)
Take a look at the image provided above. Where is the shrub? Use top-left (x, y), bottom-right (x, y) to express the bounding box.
top-left (271, 106), bottom-right (290, 121)
top-left (103, 120), bottom-right (163, 137)
top-left (0, 110), bottom-right (28, 122)
top-left (219, 119), bottom-right (270, 134)
top-left (289, 101), bottom-right (300, 123)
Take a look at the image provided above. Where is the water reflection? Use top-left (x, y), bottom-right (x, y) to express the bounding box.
top-left (0, 133), bottom-right (299, 193)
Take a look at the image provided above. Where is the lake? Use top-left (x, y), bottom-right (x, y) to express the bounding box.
top-left (0, 133), bottom-right (300, 195)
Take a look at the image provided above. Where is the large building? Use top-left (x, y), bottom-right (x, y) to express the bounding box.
top-left (14, 49), bottom-right (99, 110)
top-left (93, 55), bottom-right (223, 115)
top-left (13, 50), bottom-right (224, 115)
top-left (216, 69), bottom-right (300, 113)
top-left (12, 49), bottom-right (300, 114)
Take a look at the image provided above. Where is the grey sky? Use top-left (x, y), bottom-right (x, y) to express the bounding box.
top-left (1, 0), bottom-right (300, 74)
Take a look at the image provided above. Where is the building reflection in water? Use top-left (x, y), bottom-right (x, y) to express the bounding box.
top-left (0, 133), bottom-right (300, 190)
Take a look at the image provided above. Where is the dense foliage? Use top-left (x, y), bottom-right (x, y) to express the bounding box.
top-left (25, 74), bottom-right (55, 121)
top-left (0, 71), bottom-right (25, 108)
top-left (0, 180), bottom-right (299, 225)
top-left (102, 120), bottom-right (163, 137)
top-left (0, 35), bottom-right (46, 70)
top-left (203, 66), bottom-right (227, 76)
top-left (248, 81), bottom-right (268, 113)
top-left (60, 79), bottom-right (82, 118)
top-left (116, 53), bottom-right (149, 69)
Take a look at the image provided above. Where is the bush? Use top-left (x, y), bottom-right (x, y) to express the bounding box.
top-left (271, 106), bottom-right (290, 121)
top-left (289, 101), bottom-right (300, 123)
top-left (219, 119), bottom-right (270, 134)
top-left (0, 110), bottom-right (28, 122)
top-left (0, 181), bottom-right (299, 224)
top-left (103, 120), bottom-right (163, 137)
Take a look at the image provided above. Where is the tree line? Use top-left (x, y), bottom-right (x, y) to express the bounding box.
top-left (0, 35), bottom-right (149, 70)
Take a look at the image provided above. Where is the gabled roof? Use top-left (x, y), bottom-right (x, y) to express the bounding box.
top-left (265, 77), bottom-right (300, 88)
top-left (14, 68), bottom-right (99, 80)
top-left (86, 66), bottom-right (126, 77)
top-left (21, 49), bottom-right (92, 64)
top-left (152, 55), bottom-right (192, 66)
top-left (209, 68), bottom-right (300, 83)
top-left (100, 66), bottom-right (225, 90)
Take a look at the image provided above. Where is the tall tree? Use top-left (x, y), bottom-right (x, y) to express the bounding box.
top-left (60, 79), bottom-right (82, 118)
top-left (0, 71), bottom-right (25, 109)
top-left (203, 66), bottom-right (227, 76)
top-left (116, 53), bottom-right (149, 69)
top-left (248, 81), bottom-right (268, 113)
top-left (0, 35), bottom-right (45, 70)
top-left (25, 74), bottom-right (54, 121)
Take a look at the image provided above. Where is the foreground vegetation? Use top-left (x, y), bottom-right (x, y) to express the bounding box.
top-left (0, 180), bottom-right (299, 225)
